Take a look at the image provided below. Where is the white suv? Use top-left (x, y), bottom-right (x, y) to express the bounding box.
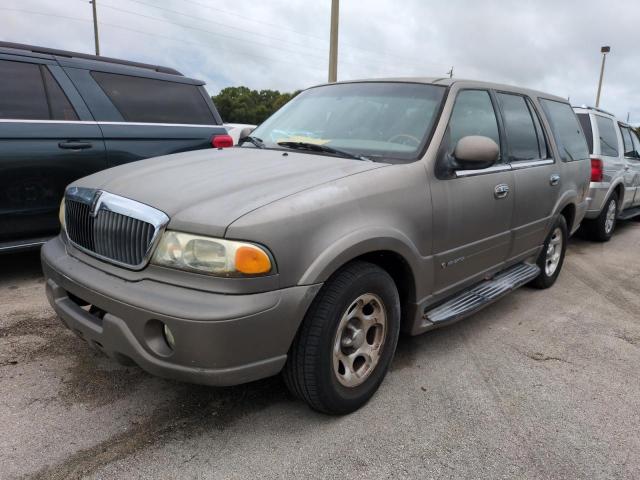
top-left (574, 106), bottom-right (640, 240)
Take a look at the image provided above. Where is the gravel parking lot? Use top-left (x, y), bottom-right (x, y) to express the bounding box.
top-left (1, 221), bottom-right (639, 480)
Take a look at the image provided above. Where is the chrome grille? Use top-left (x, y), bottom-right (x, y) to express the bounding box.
top-left (64, 188), bottom-right (169, 269)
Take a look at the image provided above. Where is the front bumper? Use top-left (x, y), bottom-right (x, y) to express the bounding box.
top-left (41, 236), bottom-right (321, 386)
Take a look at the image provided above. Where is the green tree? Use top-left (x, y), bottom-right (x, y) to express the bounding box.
top-left (212, 87), bottom-right (300, 124)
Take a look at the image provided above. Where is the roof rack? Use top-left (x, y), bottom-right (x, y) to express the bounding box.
top-left (572, 104), bottom-right (616, 117)
top-left (0, 41), bottom-right (183, 76)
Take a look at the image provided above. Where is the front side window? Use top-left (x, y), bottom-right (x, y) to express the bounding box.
top-left (631, 130), bottom-right (640, 158)
top-left (0, 60), bottom-right (49, 120)
top-left (42, 68), bottom-right (78, 120)
top-left (497, 93), bottom-right (540, 161)
top-left (594, 115), bottom-right (619, 157)
top-left (91, 71), bottom-right (215, 124)
top-left (448, 90), bottom-right (500, 149)
top-left (249, 82), bottom-right (447, 161)
top-left (539, 99), bottom-right (589, 161)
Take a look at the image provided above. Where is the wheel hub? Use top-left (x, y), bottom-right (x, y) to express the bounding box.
top-left (544, 227), bottom-right (563, 277)
top-left (333, 293), bottom-right (387, 388)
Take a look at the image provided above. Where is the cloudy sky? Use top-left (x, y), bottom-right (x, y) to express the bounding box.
top-left (2, 0), bottom-right (639, 123)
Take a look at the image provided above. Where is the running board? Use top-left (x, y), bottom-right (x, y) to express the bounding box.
top-left (424, 263), bottom-right (540, 326)
top-left (618, 207), bottom-right (640, 221)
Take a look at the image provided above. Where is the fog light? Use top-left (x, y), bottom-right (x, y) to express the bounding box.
top-left (163, 324), bottom-right (175, 350)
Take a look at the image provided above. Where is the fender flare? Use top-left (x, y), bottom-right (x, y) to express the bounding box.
top-left (298, 227), bottom-right (424, 287)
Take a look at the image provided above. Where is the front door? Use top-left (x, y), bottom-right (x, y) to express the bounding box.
top-left (430, 89), bottom-right (514, 297)
top-left (623, 127), bottom-right (640, 206)
top-left (0, 57), bottom-right (106, 245)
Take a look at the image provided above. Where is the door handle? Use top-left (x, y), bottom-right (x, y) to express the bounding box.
top-left (58, 141), bottom-right (92, 150)
top-left (550, 174), bottom-right (560, 186)
top-left (624, 166), bottom-right (630, 171)
top-left (494, 184), bottom-right (510, 199)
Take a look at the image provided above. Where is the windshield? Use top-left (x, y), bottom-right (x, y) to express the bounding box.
top-left (248, 82), bottom-right (447, 161)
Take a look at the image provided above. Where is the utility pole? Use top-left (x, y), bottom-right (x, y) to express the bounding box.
top-left (91, 0), bottom-right (100, 56)
top-left (328, 0), bottom-right (339, 83)
top-left (595, 46), bottom-right (610, 108)
top-left (447, 66), bottom-right (454, 78)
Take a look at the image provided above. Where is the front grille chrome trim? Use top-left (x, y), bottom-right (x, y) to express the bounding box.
top-left (65, 187), bottom-right (169, 270)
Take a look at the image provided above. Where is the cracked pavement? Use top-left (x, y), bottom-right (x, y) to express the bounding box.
top-left (1, 221), bottom-right (639, 479)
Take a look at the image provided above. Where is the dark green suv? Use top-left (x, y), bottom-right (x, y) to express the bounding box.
top-left (0, 42), bottom-right (231, 252)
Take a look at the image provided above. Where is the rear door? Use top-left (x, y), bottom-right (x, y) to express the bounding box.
top-left (496, 92), bottom-right (558, 258)
top-left (63, 65), bottom-right (226, 167)
top-left (0, 56), bottom-right (105, 246)
top-left (430, 89), bottom-right (515, 296)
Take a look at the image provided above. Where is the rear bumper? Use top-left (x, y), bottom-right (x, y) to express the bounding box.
top-left (41, 236), bottom-right (321, 386)
top-left (584, 183), bottom-right (610, 219)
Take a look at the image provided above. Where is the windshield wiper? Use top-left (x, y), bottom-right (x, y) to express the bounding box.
top-left (277, 141), bottom-right (370, 161)
top-left (238, 135), bottom-right (265, 148)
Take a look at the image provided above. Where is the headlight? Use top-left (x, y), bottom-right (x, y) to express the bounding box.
top-left (58, 199), bottom-right (65, 230)
top-left (151, 231), bottom-right (273, 276)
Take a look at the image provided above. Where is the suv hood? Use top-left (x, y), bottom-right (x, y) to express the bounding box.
top-left (72, 147), bottom-right (387, 237)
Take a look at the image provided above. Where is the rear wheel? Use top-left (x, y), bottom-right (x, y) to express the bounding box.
top-left (582, 193), bottom-right (618, 242)
top-left (530, 215), bottom-right (568, 289)
top-left (283, 261), bottom-right (400, 415)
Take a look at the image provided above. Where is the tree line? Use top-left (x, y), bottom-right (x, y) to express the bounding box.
top-left (212, 86), bottom-right (299, 125)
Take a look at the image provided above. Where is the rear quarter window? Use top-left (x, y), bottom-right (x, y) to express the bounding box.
top-left (594, 115), bottom-right (619, 157)
top-left (539, 99), bottom-right (589, 161)
top-left (91, 71), bottom-right (216, 124)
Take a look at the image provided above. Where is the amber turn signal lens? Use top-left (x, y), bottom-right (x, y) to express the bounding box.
top-left (235, 246), bottom-right (271, 274)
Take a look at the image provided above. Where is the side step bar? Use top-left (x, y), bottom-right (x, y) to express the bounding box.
top-left (618, 206), bottom-right (640, 221)
top-left (424, 263), bottom-right (540, 326)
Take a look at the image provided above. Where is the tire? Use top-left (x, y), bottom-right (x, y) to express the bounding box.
top-left (529, 215), bottom-right (568, 289)
top-left (582, 193), bottom-right (618, 242)
top-left (283, 261), bottom-right (400, 415)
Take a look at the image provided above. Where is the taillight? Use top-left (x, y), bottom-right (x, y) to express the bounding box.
top-left (590, 158), bottom-right (603, 182)
top-left (211, 134), bottom-right (234, 148)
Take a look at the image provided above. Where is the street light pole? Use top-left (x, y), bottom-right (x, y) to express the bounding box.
top-left (328, 0), bottom-right (339, 83)
top-left (595, 46), bottom-right (610, 108)
top-left (91, 0), bottom-right (100, 56)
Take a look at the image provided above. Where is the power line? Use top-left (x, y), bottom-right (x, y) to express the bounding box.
top-left (0, 7), bottom-right (327, 73)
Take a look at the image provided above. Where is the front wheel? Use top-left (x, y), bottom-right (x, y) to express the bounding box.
top-left (529, 215), bottom-right (568, 289)
top-left (283, 261), bottom-right (400, 415)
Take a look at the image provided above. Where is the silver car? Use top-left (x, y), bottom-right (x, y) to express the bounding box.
top-left (574, 106), bottom-right (640, 240)
top-left (41, 78), bottom-right (591, 414)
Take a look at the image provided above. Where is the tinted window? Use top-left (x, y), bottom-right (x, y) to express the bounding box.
top-left (42, 67), bottom-right (78, 120)
top-left (0, 60), bottom-right (49, 119)
top-left (91, 71), bottom-right (215, 124)
top-left (620, 126), bottom-right (636, 158)
top-left (449, 90), bottom-right (500, 148)
top-left (539, 99), bottom-right (589, 161)
top-left (577, 113), bottom-right (594, 154)
top-left (497, 93), bottom-right (540, 161)
top-left (527, 98), bottom-right (549, 159)
top-left (594, 115), bottom-right (619, 157)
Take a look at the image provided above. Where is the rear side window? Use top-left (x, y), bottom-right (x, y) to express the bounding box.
top-left (539, 99), bottom-right (589, 161)
top-left (631, 130), bottom-right (640, 158)
top-left (42, 68), bottom-right (78, 120)
top-left (594, 115), bottom-right (618, 157)
top-left (449, 90), bottom-right (500, 148)
top-left (0, 60), bottom-right (49, 120)
top-left (91, 71), bottom-right (215, 124)
top-left (0, 60), bottom-right (78, 121)
top-left (619, 126), bottom-right (636, 158)
top-left (497, 93), bottom-right (540, 161)
top-left (577, 113), bottom-right (594, 154)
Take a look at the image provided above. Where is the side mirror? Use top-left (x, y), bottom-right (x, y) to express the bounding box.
top-left (453, 135), bottom-right (499, 170)
top-left (239, 126), bottom-right (255, 139)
